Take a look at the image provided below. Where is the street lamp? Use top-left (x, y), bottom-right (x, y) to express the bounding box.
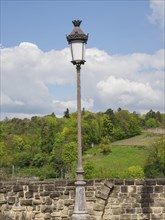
top-left (66, 20), bottom-right (90, 220)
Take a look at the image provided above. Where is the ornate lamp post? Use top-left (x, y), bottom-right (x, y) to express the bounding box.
top-left (66, 20), bottom-right (90, 220)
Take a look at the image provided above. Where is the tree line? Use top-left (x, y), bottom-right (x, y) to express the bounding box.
top-left (0, 108), bottom-right (164, 179)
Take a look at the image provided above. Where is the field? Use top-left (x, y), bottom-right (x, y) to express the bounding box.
top-left (83, 131), bottom-right (164, 178)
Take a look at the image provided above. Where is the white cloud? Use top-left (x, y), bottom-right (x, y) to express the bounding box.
top-left (52, 98), bottom-right (94, 113)
top-left (148, 0), bottom-right (165, 29)
top-left (97, 76), bottom-right (161, 109)
top-left (1, 42), bottom-right (164, 119)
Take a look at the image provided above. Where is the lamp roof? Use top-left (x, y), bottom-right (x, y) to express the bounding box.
top-left (67, 20), bottom-right (88, 44)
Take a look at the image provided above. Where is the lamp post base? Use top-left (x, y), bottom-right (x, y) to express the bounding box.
top-left (72, 213), bottom-right (90, 220)
top-left (72, 181), bottom-right (90, 220)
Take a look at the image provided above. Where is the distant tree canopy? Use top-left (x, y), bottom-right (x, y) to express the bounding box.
top-left (0, 109), bottom-right (164, 179)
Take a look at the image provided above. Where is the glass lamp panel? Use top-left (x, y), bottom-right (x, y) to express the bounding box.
top-left (71, 42), bottom-right (85, 62)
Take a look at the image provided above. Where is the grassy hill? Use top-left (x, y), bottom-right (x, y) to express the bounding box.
top-left (83, 131), bottom-right (164, 179)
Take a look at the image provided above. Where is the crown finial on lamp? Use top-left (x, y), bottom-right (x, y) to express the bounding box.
top-left (72, 20), bottom-right (82, 27)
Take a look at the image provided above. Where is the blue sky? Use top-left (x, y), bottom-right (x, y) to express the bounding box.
top-left (1, 0), bottom-right (163, 53)
top-left (1, 0), bottom-right (165, 119)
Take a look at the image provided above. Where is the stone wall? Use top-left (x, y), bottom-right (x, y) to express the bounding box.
top-left (0, 179), bottom-right (165, 220)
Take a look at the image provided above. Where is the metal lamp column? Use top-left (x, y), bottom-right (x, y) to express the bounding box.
top-left (66, 20), bottom-right (90, 220)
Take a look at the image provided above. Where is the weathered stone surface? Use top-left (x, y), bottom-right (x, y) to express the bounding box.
top-left (8, 196), bottom-right (16, 205)
top-left (20, 199), bottom-right (33, 206)
top-left (0, 179), bottom-right (164, 220)
top-left (25, 191), bottom-right (33, 198)
top-left (13, 185), bottom-right (23, 192)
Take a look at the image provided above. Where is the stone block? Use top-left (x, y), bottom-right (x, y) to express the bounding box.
top-left (145, 179), bottom-right (156, 185)
top-left (127, 186), bottom-right (136, 193)
top-left (157, 179), bottom-right (165, 185)
top-left (142, 207), bottom-right (152, 214)
top-left (33, 199), bottom-right (42, 205)
top-left (0, 188), bottom-right (6, 193)
top-left (95, 185), bottom-right (110, 200)
top-left (120, 214), bottom-right (134, 219)
top-left (64, 199), bottom-right (73, 206)
top-left (44, 213), bottom-right (51, 219)
top-left (86, 180), bottom-right (94, 186)
top-left (0, 200), bottom-right (7, 205)
top-left (18, 191), bottom-right (24, 197)
top-left (29, 185), bottom-right (39, 192)
top-left (40, 191), bottom-right (50, 197)
top-left (51, 211), bottom-right (61, 217)
top-left (141, 186), bottom-right (153, 193)
top-left (25, 191), bottom-right (33, 198)
top-left (86, 191), bottom-right (94, 197)
top-left (41, 205), bottom-right (53, 213)
top-left (121, 186), bottom-right (127, 193)
top-left (45, 197), bottom-right (52, 205)
top-left (151, 213), bottom-right (163, 219)
top-left (125, 208), bottom-right (135, 214)
top-left (125, 179), bottom-right (135, 185)
top-left (93, 203), bottom-right (104, 211)
top-left (13, 185), bottom-right (23, 192)
top-left (152, 198), bottom-right (165, 207)
top-left (114, 179), bottom-right (124, 185)
top-left (20, 199), bottom-right (33, 206)
top-left (49, 192), bottom-right (61, 199)
top-left (104, 179), bottom-right (114, 189)
top-left (155, 186), bottom-right (163, 193)
top-left (44, 184), bottom-right (55, 192)
top-left (55, 180), bottom-right (67, 186)
top-left (135, 179), bottom-right (145, 185)
top-left (8, 196), bottom-right (16, 205)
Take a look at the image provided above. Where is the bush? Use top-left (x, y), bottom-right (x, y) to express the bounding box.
top-left (100, 144), bottom-right (112, 155)
top-left (84, 161), bottom-right (95, 179)
top-left (144, 137), bottom-right (165, 178)
top-left (127, 166), bottom-right (144, 178)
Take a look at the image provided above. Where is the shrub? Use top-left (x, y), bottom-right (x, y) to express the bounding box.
top-left (84, 161), bottom-right (95, 179)
top-left (127, 166), bottom-right (144, 178)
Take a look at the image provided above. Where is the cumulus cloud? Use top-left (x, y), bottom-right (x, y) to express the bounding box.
top-left (1, 42), bottom-right (164, 119)
top-left (97, 76), bottom-right (162, 110)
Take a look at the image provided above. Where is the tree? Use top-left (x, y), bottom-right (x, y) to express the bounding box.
top-left (64, 108), bottom-right (70, 118)
top-left (101, 114), bottom-right (113, 139)
top-left (128, 114), bottom-right (141, 137)
top-left (82, 111), bottom-right (101, 148)
top-left (104, 108), bottom-right (116, 124)
top-left (61, 142), bottom-right (77, 177)
top-left (144, 137), bottom-right (165, 178)
top-left (145, 109), bottom-right (156, 120)
top-left (145, 118), bottom-right (157, 128)
top-left (114, 110), bottom-right (130, 139)
top-left (40, 116), bottom-right (57, 153)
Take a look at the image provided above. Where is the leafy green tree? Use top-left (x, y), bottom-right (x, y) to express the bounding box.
top-left (104, 108), bottom-right (116, 124)
top-left (61, 141), bottom-right (77, 177)
top-left (128, 114), bottom-right (141, 137)
top-left (101, 114), bottom-right (113, 139)
top-left (145, 109), bottom-right (156, 120)
top-left (63, 108), bottom-right (70, 118)
top-left (40, 116), bottom-right (57, 153)
top-left (144, 137), bottom-right (165, 178)
top-left (114, 110), bottom-right (141, 140)
top-left (145, 118), bottom-right (157, 128)
top-left (82, 111), bottom-right (101, 148)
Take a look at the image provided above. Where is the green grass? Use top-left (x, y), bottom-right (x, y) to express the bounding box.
top-left (84, 145), bottom-right (146, 172)
top-left (83, 132), bottom-right (163, 178)
top-left (111, 132), bottom-right (162, 146)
